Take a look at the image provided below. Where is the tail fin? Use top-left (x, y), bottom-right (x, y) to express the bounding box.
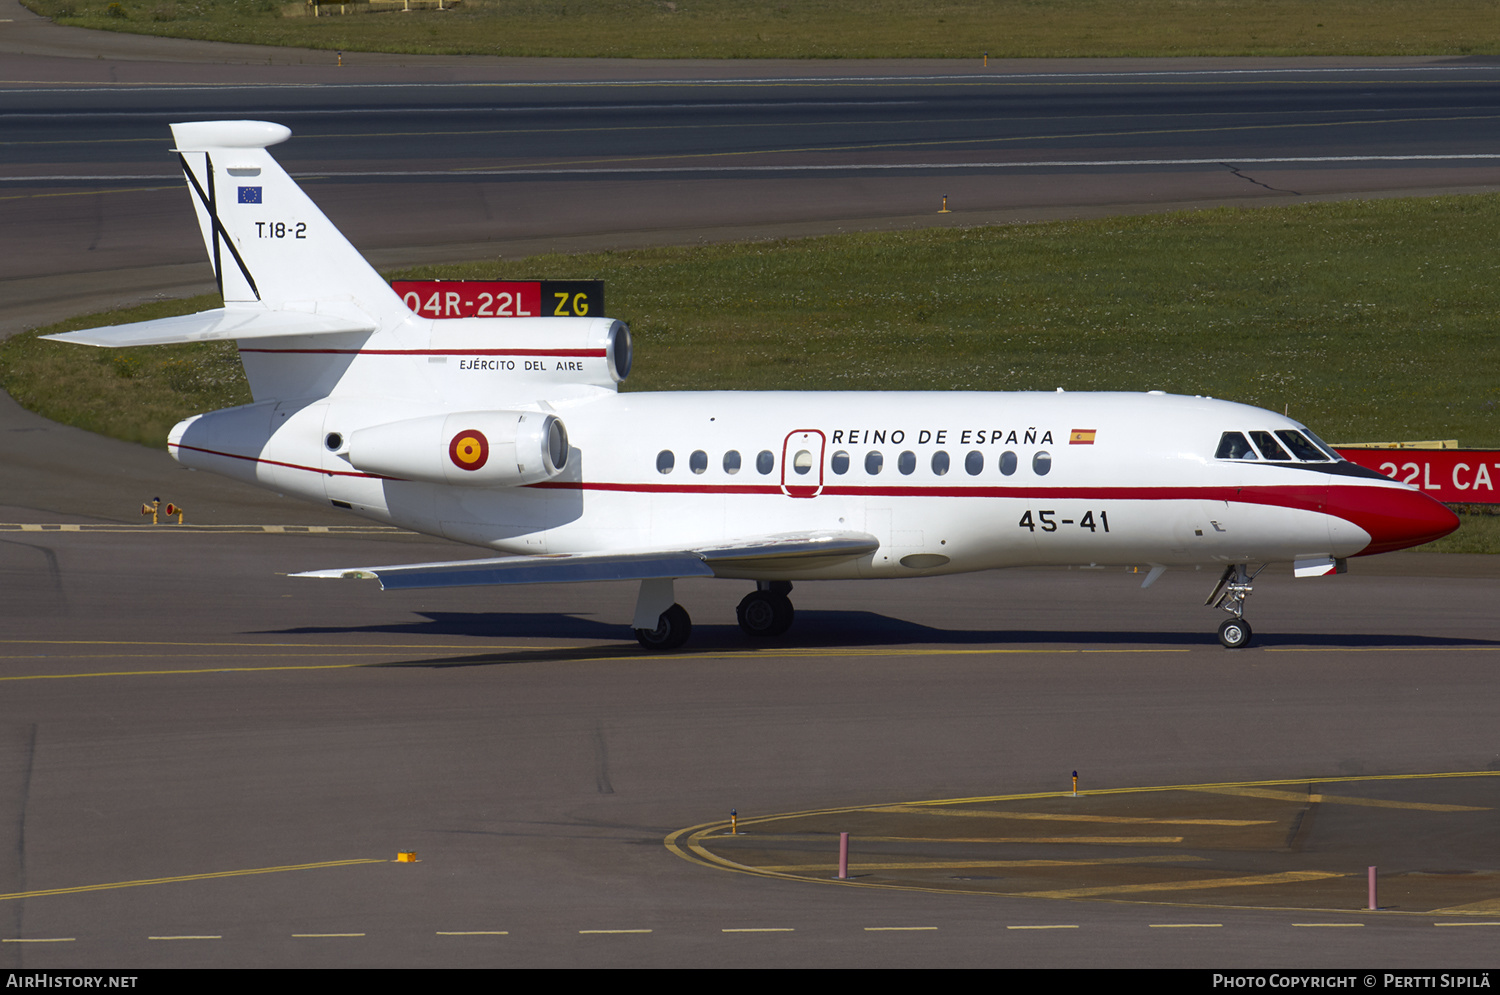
top-left (45, 121), bottom-right (424, 401)
top-left (46, 121), bottom-right (625, 409)
top-left (171, 120), bottom-right (407, 324)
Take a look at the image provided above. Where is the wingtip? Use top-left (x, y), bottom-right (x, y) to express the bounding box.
top-left (290, 568), bottom-right (380, 580)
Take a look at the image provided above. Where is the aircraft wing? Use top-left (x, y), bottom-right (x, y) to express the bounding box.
top-left (291, 530), bottom-right (880, 591)
top-left (41, 307), bottom-right (376, 348)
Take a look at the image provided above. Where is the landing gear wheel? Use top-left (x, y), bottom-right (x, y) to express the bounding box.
top-left (736, 591), bottom-right (794, 639)
top-left (635, 603), bottom-right (692, 650)
top-left (1218, 617), bottom-right (1252, 649)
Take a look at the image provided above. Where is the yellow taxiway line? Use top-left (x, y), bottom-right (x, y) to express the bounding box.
top-left (0, 859), bottom-right (384, 903)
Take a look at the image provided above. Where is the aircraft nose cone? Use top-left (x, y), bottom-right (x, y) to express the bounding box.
top-left (1326, 483), bottom-right (1461, 555)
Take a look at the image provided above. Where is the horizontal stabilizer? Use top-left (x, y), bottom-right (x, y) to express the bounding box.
top-left (292, 530), bottom-right (880, 591)
top-left (41, 308), bottom-right (377, 348)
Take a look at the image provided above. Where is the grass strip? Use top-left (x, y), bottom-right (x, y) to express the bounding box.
top-left (18, 0), bottom-right (1500, 60)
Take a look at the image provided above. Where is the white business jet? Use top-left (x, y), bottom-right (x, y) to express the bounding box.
top-left (46, 121), bottom-right (1460, 649)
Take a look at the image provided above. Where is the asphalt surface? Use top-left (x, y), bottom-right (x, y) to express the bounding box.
top-left (1, 6), bottom-right (1499, 969)
top-left (1, 534), bottom-right (1498, 968)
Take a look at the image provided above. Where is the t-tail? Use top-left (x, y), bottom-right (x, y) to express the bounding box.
top-left (43, 120), bottom-right (631, 406)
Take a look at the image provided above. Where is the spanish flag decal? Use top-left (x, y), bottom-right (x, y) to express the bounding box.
top-left (1069, 429), bottom-right (1097, 445)
top-left (449, 429), bottom-right (490, 471)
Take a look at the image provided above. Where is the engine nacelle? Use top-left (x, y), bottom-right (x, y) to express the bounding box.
top-left (346, 410), bottom-right (569, 487)
top-left (428, 316), bottom-right (631, 392)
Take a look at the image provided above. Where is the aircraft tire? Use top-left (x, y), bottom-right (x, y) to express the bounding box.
top-left (736, 591), bottom-right (794, 639)
top-left (635, 603), bottom-right (692, 650)
top-left (1218, 618), bottom-right (1252, 649)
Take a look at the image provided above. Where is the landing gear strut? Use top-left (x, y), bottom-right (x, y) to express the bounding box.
top-left (633, 577), bottom-right (692, 650)
top-left (1206, 564), bottom-right (1263, 649)
top-left (737, 581), bottom-right (794, 639)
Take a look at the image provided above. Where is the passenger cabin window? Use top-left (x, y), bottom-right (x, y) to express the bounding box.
top-left (998, 451), bottom-right (1018, 476)
top-left (831, 450), bottom-right (850, 474)
top-left (1032, 451), bottom-right (1052, 476)
top-left (656, 450), bottom-right (674, 474)
top-left (757, 450), bottom-right (775, 474)
top-left (1276, 430), bottom-right (1329, 461)
top-left (965, 451), bottom-right (983, 475)
top-left (723, 450), bottom-right (741, 474)
top-left (931, 451), bottom-right (950, 476)
top-left (865, 451), bottom-right (884, 475)
top-left (689, 450), bottom-right (708, 474)
top-left (1216, 432), bottom-right (1258, 460)
top-left (898, 451), bottom-right (916, 475)
top-left (1249, 431), bottom-right (1291, 461)
top-left (792, 450), bottom-right (813, 475)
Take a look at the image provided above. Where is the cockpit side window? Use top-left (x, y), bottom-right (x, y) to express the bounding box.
top-left (1215, 432), bottom-right (1258, 460)
top-left (1249, 431), bottom-right (1291, 461)
top-left (1275, 430), bottom-right (1329, 462)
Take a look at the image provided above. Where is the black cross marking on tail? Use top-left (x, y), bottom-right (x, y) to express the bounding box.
top-left (178, 152), bottom-right (261, 301)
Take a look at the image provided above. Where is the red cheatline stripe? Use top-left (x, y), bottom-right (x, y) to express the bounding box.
top-left (237, 348), bottom-right (607, 356)
top-left (530, 479), bottom-right (1332, 511)
top-left (170, 443), bottom-right (393, 480)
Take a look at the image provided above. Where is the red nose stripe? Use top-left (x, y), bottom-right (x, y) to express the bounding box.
top-left (1326, 485), bottom-right (1460, 555)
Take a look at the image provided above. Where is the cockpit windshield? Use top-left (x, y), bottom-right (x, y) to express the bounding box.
top-left (1301, 429), bottom-right (1342, 461)
top-left (1249, 431), bottom-right (1290, 461)
top-left (1275, 429), bottom-right (1330, 462)
top-left (1217, 427), bottom-right (1345, 464)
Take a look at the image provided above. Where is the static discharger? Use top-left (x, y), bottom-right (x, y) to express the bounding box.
top-left (397, 851), bottom-right (417, 863)
top-left (140, 498), bottom-right (186, 525)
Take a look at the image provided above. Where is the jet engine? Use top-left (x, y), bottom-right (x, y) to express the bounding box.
top-left (346, 410), bottom-right (569, 487)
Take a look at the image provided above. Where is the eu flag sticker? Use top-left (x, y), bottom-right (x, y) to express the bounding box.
top-left (237, 186), bottom-right (262, 204)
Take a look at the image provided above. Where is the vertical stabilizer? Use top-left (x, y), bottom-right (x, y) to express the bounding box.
top-left (170, 120), bottom-right (423, 400)
top-left (171, 121), bottom-right (407, 323)
top-left (171, 119), bottom-right (411, 325)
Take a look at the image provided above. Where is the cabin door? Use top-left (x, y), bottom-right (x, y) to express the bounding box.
top-left (780, 429), bottom-right (826, 498)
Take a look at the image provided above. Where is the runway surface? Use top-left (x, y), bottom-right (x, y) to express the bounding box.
top-left (2, 8), bottom-right (1499, 969)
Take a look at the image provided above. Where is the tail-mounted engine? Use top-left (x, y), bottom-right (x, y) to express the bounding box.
top-left (347, 410), bottom-right (569, 487)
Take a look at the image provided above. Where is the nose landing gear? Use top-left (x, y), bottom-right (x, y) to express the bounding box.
top-left (1207, 564), bottom-right (1263, 649)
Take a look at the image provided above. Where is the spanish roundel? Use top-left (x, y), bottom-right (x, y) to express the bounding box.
top-left (448, 429), bottom-right (489, 471)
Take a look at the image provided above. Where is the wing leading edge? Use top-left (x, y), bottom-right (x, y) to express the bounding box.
top-left (291, 530), bottom-right (881, 591)
top-left (41, 307), bottom-right (377, 348)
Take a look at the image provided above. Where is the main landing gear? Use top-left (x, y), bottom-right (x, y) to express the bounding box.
top-left (631, 579), bottom-right (797, 650)
top-left (634, 603), bottom-right (692, 650)
top-left (1205, 564), bottom-right (1264, 649)
top-left (736, 581), bottom-right (795, 639)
